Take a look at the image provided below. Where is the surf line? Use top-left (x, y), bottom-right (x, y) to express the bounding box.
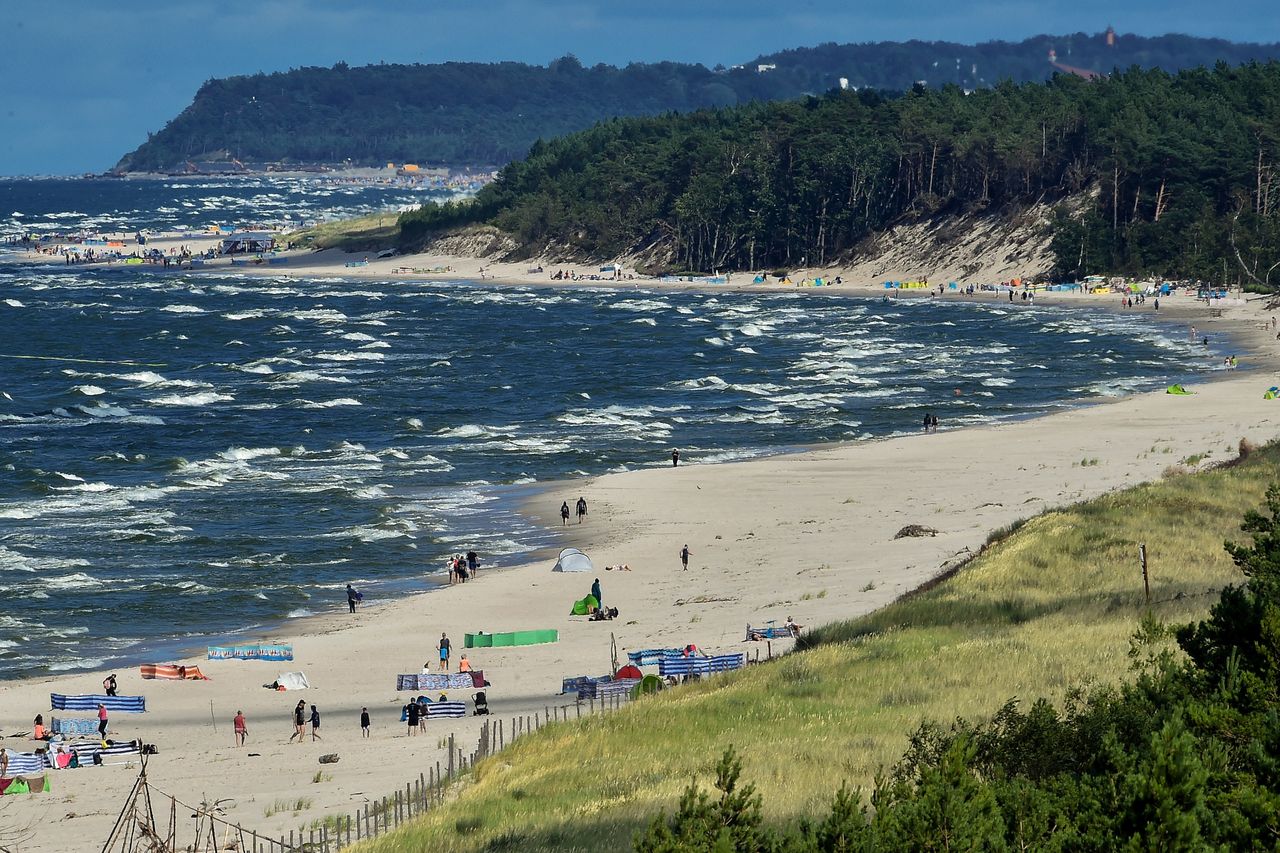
top-left (0, 353), bottom-right (167, 367)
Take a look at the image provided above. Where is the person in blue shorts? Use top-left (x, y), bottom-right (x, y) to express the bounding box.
top-left (437, 633), bottom-right (451, 671)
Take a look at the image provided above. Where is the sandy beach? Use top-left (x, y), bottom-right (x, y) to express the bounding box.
top-left (3, 239), bottom-right (1280, 850)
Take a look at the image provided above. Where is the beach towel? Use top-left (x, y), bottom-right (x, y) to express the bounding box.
top-left (396, 673), bottom-right (478, 691)
top-left (659, 654), bottom-right (746, 676)
top-left (140, 664), bottom-right (209, 680)
top-left (50, 717), bottom-right (100, 736)
top-left (208, 644), bottom-right (293, 661)
top-left (50, 694), bottom-right (145, 713)
top-left (626, 649), bottom-right (683, 667)
top-left (423, 702), bottom-right (467, 719)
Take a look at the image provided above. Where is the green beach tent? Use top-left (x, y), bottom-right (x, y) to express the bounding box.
top-left (1166, 384), bottom-right (1192, 395)
top-left (570, 594), bottom-right (599, 616)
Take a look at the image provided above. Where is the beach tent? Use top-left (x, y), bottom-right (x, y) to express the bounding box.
top-left (553, 547), bottom-right (593, 573)
top-left (1266, 387), bottom-right (1279, 400)
top-left (1166, 384), bottom-right (1193, 395)
top-left (615, 664), bottom-right (643, 680)
top-left (570, 595), bottom-right (599, 616)
top-left (274, 671), bottom-right (310, 691)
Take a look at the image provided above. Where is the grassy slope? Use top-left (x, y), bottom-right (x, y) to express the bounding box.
top-left (360, 444), bottom-right (1280, 853)
top-left (290, 213), bottom-right (400, 252)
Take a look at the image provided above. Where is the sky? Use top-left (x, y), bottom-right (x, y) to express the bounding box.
top-left (3, 0), bottom-right (1280, 175)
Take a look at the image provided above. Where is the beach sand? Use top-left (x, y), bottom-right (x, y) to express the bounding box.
top-left (3, 242), bottom-right (1279, 850)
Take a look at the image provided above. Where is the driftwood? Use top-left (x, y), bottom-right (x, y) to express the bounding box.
top-left (893, 524), bottom-right (939, 539)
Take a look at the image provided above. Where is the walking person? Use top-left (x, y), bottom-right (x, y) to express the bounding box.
top-left (309, 705), bottom-right (322, 741)
top-left (672, 448), bottom-right (680, 467)
top-left (576, 496), bottom-right (587, 523)
top-left (922, 413), bottom-right (931, 433)
top-left (560, 501), bottom-right (570, 526)
top-left (289, 700), bottom-right (306, 743)
top-left (929, 414), bottom-right (939, 433)
top-left (97, 703), bottom-right (108, 738)
top-left (438, 632), bottom-right (451, 671)
top-left (233, 710), bottom-right (247, 746)
top-left (360, 707), bottom-right (371, 738)
top-left (680, 544), bottom-right (691, 571)
top-left (466, 550), bottom-right (479, 577)
top-left (591, 577), bottom-right (602, 609)
top-left (346, 583), bottom-right (360, 614)
top-left (103, 673), bottom-right (118, 696)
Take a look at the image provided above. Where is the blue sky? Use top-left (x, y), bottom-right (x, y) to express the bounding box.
top-left (3, 0), bottom-right (1280, 175)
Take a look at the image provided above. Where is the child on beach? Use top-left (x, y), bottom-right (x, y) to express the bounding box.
top-left (310, 705), bottom-right (322, 741)
top-left (234, 710), bottom-right (247, 746)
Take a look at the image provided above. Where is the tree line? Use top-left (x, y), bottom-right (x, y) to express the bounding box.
top-left (635, 486), bottom-right (1280, 850)
top-left (400, 62), bottom-right (1280, 282)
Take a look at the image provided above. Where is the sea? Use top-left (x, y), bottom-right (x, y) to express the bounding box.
top-left (0, 177), bottom-right (1227, 680)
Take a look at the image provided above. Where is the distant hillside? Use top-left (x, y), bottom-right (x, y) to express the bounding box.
top-left (117, 32), bottom-right (1280, 172)
top-left (398, 63), bottom-right (1280, 284)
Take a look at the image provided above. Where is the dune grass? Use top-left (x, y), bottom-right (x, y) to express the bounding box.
top-left (357, 442), bottom-right (1280, 853)
top-left (289, 212), bottom-right (400, 252)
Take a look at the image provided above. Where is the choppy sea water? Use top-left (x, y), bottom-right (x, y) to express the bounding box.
top-left (0, 179), bottom-right (1229, 680)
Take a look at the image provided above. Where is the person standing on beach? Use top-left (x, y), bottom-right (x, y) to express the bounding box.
top-left (346, 584), bottom-right (360, 614)
top-left (233, 710), bottom-right (247, 746)
top-left (466, 550), bottom-right (479, 576)
top-left (309, 705), bottom-right (322, 741)
top-left (576, 496), bottom-right (587, 523)
top-left (103, 673), bottom-right (117, 696)
top-left (680, 545), bottom-right (691, 571)
top-left (560, 502), bottom-right (570, 526)
top-left (672, 449), bottom-right (680, 467)
top-left (97, 703), bottom-right (108, 738)
top-left (591, 577), bottom-right (602, 608)
top-left (930, 414), bottom-right (939, 433)
top-left (406, 701), bottom-right (419, 736)
top-left (360, 707), bottom-right (371, 738)
top-left (922, 413), bottom-right (931, 433)
top-left (289, 700), bottom-right (306, 743)
top-left (438, 633), bottom-right (452, 671)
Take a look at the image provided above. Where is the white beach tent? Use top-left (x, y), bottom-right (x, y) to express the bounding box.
top-left (553, 547), bottom-right (593, 573)
top-left (275, 671), bottom-right (310, 690)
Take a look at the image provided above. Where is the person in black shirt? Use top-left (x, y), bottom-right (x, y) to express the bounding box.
top-left (360, 707), bottom-right (371, 738)
top-left (576, 497), bottom-right (587, 523)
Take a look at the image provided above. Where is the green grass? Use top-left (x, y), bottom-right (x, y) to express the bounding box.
top-left (355, 443), bottom-right (1280, 853)
top-left (264, 797), bottom-right (313, 818)
top-left (289, 212), bottom-right (400, 252)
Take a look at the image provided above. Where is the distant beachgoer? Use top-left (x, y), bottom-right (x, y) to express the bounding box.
top-left (346, 584), bottom-right (360, 614)
top-left (591, 577), bottom-right (602, 608)
top-left (922, 413), bottom-right (931, 433)
top-left (234, 710), bottom-right (247, 746)
top-left (103, 673), bottom-right (117, 696)
top-left (361, 707), bottom-right (371, 738)
top-left (680, 545), bottom-right (691, 571)
top-left (1008, 289), bottom-right (1014, 302)
top-left (672, 449), bottom-right (680, 467)
top-left (576, 496), bottom-right (587, 523)
top-left (560, 502), bottom-right (570, 526)
top-left (406, 701), bottom-right (419, 735)
top-left (786, 616), bottom-right (803, 638)
top-left (930, 414), bottom-right (939, 432)
top-left (33, 714), bottom-right (45, 740)
top-left (97, 704), bottom-right (108, 738)
top-left (1190, 325), bottom-right (1197, 341)
top-left (1154, 298), bottom-right (1160, 310)
top-left (466, 550), bottom-right (479, 576)
top-left (1203, 336), bottom-right (1209, 347)
top-left (309, 705), bottom-right (322, 741)
top-left (438, 633), bottom-right (452, 670)
top-left (459, 654), bottom-right (472, 673)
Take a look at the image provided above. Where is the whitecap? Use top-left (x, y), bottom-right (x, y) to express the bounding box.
top-left (149, 391), bottom-right (233, 406)
top-left (160, 304), bottom-right (205, 314)
top-left (73, 384), bottom-right (106, 396)
top-left (4, 298), bottom-right (24, 307)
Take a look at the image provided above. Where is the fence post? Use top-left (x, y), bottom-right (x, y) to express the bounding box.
top-left (363, 804), bottom-right (370, 839)
top-left (347, 813), bottom-right (353, 845)
top-left (576, 702), bottom-right (582, 719)
top-left (448, 733), bottom-right (456, 777)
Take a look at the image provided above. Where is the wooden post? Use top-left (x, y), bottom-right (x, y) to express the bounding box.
top-left (767, 639), bottom-right (772, 659)
top-left (363, 803), bottom-right (370, 839)
top-left (405, 783), bottom-right (412, 817)
top-left (448, 733), bottom-right (456, 777)
top-left (348, 813), bottom-right (354, 844)
top-left (1140, 543), bottom-right (1151, 604)
top-left (576, 702), bottom-right (582, 719)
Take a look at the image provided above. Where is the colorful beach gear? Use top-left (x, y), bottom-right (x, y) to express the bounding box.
top-left (208, 644), bottom-right (293, 661)
top-left (50, 694), bottom-right (145, 713)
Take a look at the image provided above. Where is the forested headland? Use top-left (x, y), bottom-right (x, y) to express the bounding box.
top-left (399, 63), bottom-right (1280, 283)
top-left (117, 32), bottom-right (1280, 175)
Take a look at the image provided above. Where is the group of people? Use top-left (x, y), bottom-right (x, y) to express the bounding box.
top-left (231, 702), bottom-right (375, 746)
top-left (559, 497), bottom-right (588, 525)
top-left (447, 551), bottom-right (481, 584)
top-left (921, 413), bottom-right (940, 433)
